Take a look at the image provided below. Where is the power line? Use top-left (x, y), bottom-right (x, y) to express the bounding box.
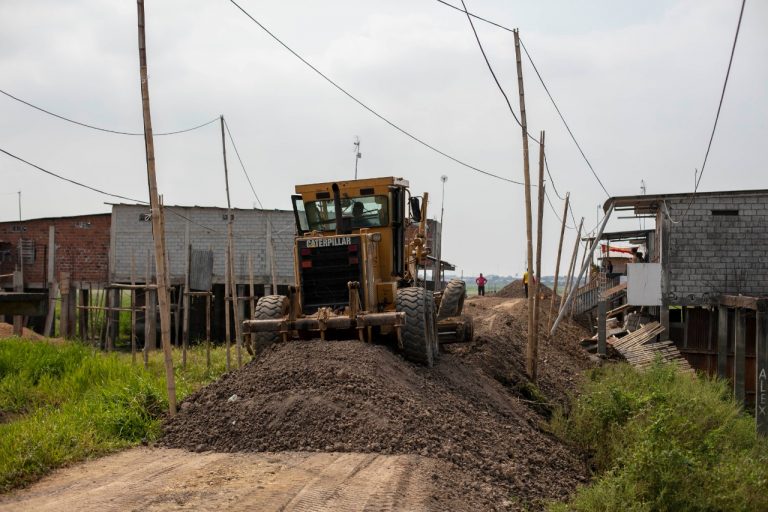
top-left (545, 188), bottom-right (575, 229)
top-left (223, 118), bottom-right (265, 209)
top-left (226, 0), bottom-right (524, 186)
top-left (1, 147), bottom-right (146, 203)
top-left (0, 146), bottom-right (296, 244)
top-left (518, 40), bottom-right (610, 198)
top-left (694, 0), bottom-right (746, 191)
top-left (543, 153), bottom-right (565, 201)
top-left (0, 88), bottom-right (219, 136)
top-left (434, 0), bottom-right (611, 198)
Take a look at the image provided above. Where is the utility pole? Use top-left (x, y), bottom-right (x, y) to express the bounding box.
top-left (548, 192), bottom-right (569, 330)
top-left (531, 131), bottom-right (545, 380)
top-left (221, 115), bottom-right (243, 369)
top-left (17, 191), bottom-right (21, 222)
top-left (436, 175), bottom-right (447, 292)
top-left (136, 0), bottom-right (176, 416)
top-left (513, 29), bottom-right (536, 380)
top-left (557, 217), bottom-right (584, 334)
top-left (353, 136), bottom-right (361, 179)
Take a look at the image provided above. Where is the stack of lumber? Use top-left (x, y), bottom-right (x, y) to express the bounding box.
top-left (608, 322), bottom-right (694, 373)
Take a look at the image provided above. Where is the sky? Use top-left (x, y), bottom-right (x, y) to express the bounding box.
top-left (1, 0), bottom-right (766, 277)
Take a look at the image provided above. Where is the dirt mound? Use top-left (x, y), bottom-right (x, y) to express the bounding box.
top-left (161, 340), bottom-right (588, 510)
top-left (0, 322), bottom-right (45, 340)
top-left (495, 280), bottom-right (556, 301)
top-left (459, 297), bottom-right (595, 410)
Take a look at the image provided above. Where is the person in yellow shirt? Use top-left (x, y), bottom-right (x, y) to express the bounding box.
top-left (523, 270), bottom-right (535, 298)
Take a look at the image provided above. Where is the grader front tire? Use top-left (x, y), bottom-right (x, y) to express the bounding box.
top-left (437, 278), bottom-right (466, 320)
top-left (251, 295), bottom-right (289, 355)
top-left (396, 287), bottom-right (437, 367)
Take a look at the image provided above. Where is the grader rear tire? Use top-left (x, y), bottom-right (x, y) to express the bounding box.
top-left (437, 278), bottom-right (466, 320)
top-left (396, 287), bottom-right (436, 367)
top-left (251, 295), bottom-right (289, 355)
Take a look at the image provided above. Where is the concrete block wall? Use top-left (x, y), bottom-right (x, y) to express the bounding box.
top-left (109, 204), bottom-right (295, 285)
top-left (665, 192), bottom-right (768, 303)
top-left (0, 214), bottom-right (111, 287)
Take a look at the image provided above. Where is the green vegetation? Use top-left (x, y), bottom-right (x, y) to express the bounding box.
top-left (0, 338), bottom-right (227, 492)
top-left (550, 362), bottom-right (768, 512)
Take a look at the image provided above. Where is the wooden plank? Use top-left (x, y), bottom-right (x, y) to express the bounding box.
top-left (721, 294), bottom-right (760, 311)
top-left (597, 300), bottom-right (607, 356)
top-left (601, 282), bottom-right (627, 299)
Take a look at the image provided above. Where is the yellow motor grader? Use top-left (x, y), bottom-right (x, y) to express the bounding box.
top-left (243, 176), bottom-right (472, 366)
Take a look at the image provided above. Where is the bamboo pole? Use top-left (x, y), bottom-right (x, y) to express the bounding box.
top-left (136, 0), bottom-right (177, 415)
top-left (513, 29), bottom-right (536, 380)
top-left (548, 193), bottom-right (570, 330)
top-left (224, 249), bottom-right (231, 371)
top-left (182, 243), bottom-right (191, 368)
top-left (205, 293), bottom-right (211, 371)
top-left (221, 116), bottom-right (243, 368)
top-left (531, 130), bottom-right (545, 381)
top-left (131, 251), bottom-right (137, 364)
top-left (559, 218), bottom-right (584, 321)
top-left (248, 252), bottom-right (255, 356)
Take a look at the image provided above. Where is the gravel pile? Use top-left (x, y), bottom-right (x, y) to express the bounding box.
top-left (161, 338), bottom-right (589, 510)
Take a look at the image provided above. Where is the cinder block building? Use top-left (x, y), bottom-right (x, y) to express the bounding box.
top-left (606, 189), bottom-right (768, 409)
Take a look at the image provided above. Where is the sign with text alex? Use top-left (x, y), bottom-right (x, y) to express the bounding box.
top-left (627, 263), bottom-right (662, 306)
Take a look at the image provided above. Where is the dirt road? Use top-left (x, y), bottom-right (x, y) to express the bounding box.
top-left (0, 447), bottom-right (440, 512)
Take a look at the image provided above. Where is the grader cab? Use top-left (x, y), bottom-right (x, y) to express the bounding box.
top-left (243, 176), bottom-right (472, 366)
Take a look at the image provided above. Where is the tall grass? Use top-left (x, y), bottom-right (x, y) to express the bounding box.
top-left (0, 338), bottom-right (227, 492)
top-left (550, 362), bottom-right (768, 512)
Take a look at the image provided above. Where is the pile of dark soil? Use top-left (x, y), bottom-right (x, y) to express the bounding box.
top-left (459, 297), bottom-right (596, 410)
top-left (494, 280), bottom-right (556, 301)
top-left (161, 340), bottom-right (588, 510)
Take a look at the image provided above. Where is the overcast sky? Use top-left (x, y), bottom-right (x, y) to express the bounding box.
top-left (1, 0), bottom-right (766, 277)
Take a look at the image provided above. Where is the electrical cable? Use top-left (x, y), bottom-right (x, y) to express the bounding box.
top-left (0, 88), bottom-right (219, 136)
top-left (518, 40), bottom-right (610, 198)
top-left (0, 146), bottom-right (295, 244)
top-left (226, 0), bottom-right (524, 185)
top-left (223, 118), bottom-right (265, 210)
top-left (545, 188), bottom-right (575, 229)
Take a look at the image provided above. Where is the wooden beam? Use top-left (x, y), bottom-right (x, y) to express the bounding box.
top-left (717, 305), bottom-right (728, 378)
top-left (756, 300), bottom-right (767, 436)
top-left (597, 300), bottom-right (607, 356)
top-left (720, 294), bottom-right (760, 311)
top-left (531, 130), bottom-right (545, 380)
top-left (547, 192), bottom-right (569, 330)
top-left (734, 308), bottom-right (746, 404)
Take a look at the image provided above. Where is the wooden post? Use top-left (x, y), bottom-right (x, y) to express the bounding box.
top-left (12, 270), bottom-right (23, 336)
top-left (130, 252), bottom-right (137, 364)
top-left (513, 29), bottom-right (535, 380)
top-left (548, 193), bottom-right (569, 330)
top-left (267, 218), bottom-right (278, 295)
top-left (78, 287), bottom-right (87, 340)
top-left (221, 116), bottom-right (243, 368)
top-left (734, 308), bottom-right (746, 404)
top-left (570, 241), bottom-right (589, 318)
top-left (59, 272), bottom-right (70, 339)
top-left (182, 244), bottom-right (191, 368)
top-left (248, 252), bottom-right (255, 355)
top-left (717, 305), bottom-right (728, 378)
top-left (137, 0), bottom-right (176, 415)
top-left (756, 300), bottom-right (767, 436)
top-left (205, 293), bottom-right (211, 371)
top-left (44, 226), bottom-right (56, 336)
top-left (224, 249), bottom-right (231, 371)
top-left (529, 131), bottom-right (545, 380)
top-left (559, 219), bottom-right (584, 320)
top-left (597, 299), bottom-right (607, 356)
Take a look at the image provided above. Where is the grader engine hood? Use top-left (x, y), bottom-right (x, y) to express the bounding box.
top-left (297, 234), bottom-right (363, 314)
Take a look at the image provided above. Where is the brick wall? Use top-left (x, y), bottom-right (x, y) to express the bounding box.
top-left (109, 205), bottom-right (296, 285)
top-left (0, 214), bottom-right (111, 287)
top-left (664, 193), bottom-right (768, 304)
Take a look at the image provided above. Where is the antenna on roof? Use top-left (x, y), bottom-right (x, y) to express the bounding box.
top-left (353, 136), bottom-right (361, 179)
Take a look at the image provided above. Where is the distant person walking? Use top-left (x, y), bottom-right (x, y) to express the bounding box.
top-left (476, 273), bottom-right (488, 296)
top-left (523, 270), bottom-right (535, 298)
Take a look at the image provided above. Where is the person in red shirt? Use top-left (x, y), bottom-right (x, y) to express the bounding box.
top-left (476, 273), bottom-right (488, 296)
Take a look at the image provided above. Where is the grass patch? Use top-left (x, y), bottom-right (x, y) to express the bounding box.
top-left (0, 337), bottom-right (227, 492)
top-left (549, 362), bottom-right (768, 512)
